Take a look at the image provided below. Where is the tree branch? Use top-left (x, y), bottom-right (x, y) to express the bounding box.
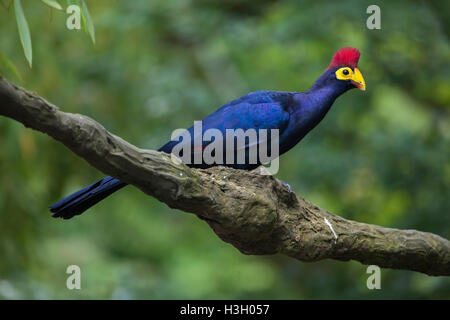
top-left (0, 76), bottom-right (449, 276)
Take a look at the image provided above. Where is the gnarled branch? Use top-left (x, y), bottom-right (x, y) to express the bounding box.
top-left (0, 76), bottom-right (449, 276)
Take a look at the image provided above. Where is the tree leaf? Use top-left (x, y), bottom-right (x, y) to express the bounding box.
top-left (0, 52), bottom-right (23, 83)
top-left (80, 0), bottom-right (95, 44)
top-left (13, 0), bottom-right (32, 67)
top-left (40, 0), bottom-right (62, 10)
top-left (1, 0), bottom-right (13, 10)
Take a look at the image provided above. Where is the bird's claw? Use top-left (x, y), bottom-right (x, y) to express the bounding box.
top-left (280, 180), bottom-right (292, 193)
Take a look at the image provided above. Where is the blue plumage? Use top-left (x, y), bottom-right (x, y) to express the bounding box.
top-left (51, 49), bottom-right (364, 219)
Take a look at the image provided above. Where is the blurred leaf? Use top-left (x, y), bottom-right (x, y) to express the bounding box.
top-left (0, 0), bottom-right (13, 10)
top-left (0, 52), bottom-right (23, 83)
top-left (80, 0), bottom-right (95, 44)
top-left (40, 0), bottom-right (62, 10)
top-left (13, 0), bottom-right (32, 67)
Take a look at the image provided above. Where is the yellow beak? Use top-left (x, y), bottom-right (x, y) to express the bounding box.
top-left (351, 68), bottom-right (366, 91)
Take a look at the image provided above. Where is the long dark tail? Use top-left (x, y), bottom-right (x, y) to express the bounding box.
top-left (50, 176), bottom-right (127, 219)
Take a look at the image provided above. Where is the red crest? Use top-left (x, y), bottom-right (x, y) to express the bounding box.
top-left (326, 47), bottom-right (360, 70)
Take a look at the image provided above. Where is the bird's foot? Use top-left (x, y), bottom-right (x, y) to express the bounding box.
top-left (251, 166), bottom-right (292, 192)
top-left (279, 180), bottom-right (292, 193)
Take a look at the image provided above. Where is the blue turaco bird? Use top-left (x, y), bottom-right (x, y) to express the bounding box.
top-left (50, 47), bottom-right (365, 219)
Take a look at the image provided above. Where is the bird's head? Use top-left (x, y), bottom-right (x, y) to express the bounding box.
top-left (312, 47), bottom-right (366, 92)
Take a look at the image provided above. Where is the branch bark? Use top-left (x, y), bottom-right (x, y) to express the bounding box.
top-left (0, 76), bottom-right (449, 276)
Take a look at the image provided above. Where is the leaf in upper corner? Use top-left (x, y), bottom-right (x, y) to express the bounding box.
top-left (0, 52), bottom-right (23, 83)
top-left (80, 0), bottom-right (95, 44)
top-left (41, 0), bottom-right (62, 10)
top-left (13, 0), bottom-right (32, 67)
top-left (1, 0), bottom-right (13, 10)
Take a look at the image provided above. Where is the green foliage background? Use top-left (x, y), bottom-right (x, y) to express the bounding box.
top-left (0, 0), bottom-right (449, 299)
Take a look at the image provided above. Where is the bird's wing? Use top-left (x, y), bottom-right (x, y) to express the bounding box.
top-left (160, 91), bottom-right (292, 155)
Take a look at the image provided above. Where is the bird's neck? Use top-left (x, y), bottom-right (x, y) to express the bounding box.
top-left (306, 86), bottom-right (343, 111)
top-left (307, 72), bottom-right (350, 105)
top-left (292, 83), bottom-right (346, 125)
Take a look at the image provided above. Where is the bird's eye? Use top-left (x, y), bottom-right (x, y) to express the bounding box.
top-left (335, 67), bottom-right (354, 81)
